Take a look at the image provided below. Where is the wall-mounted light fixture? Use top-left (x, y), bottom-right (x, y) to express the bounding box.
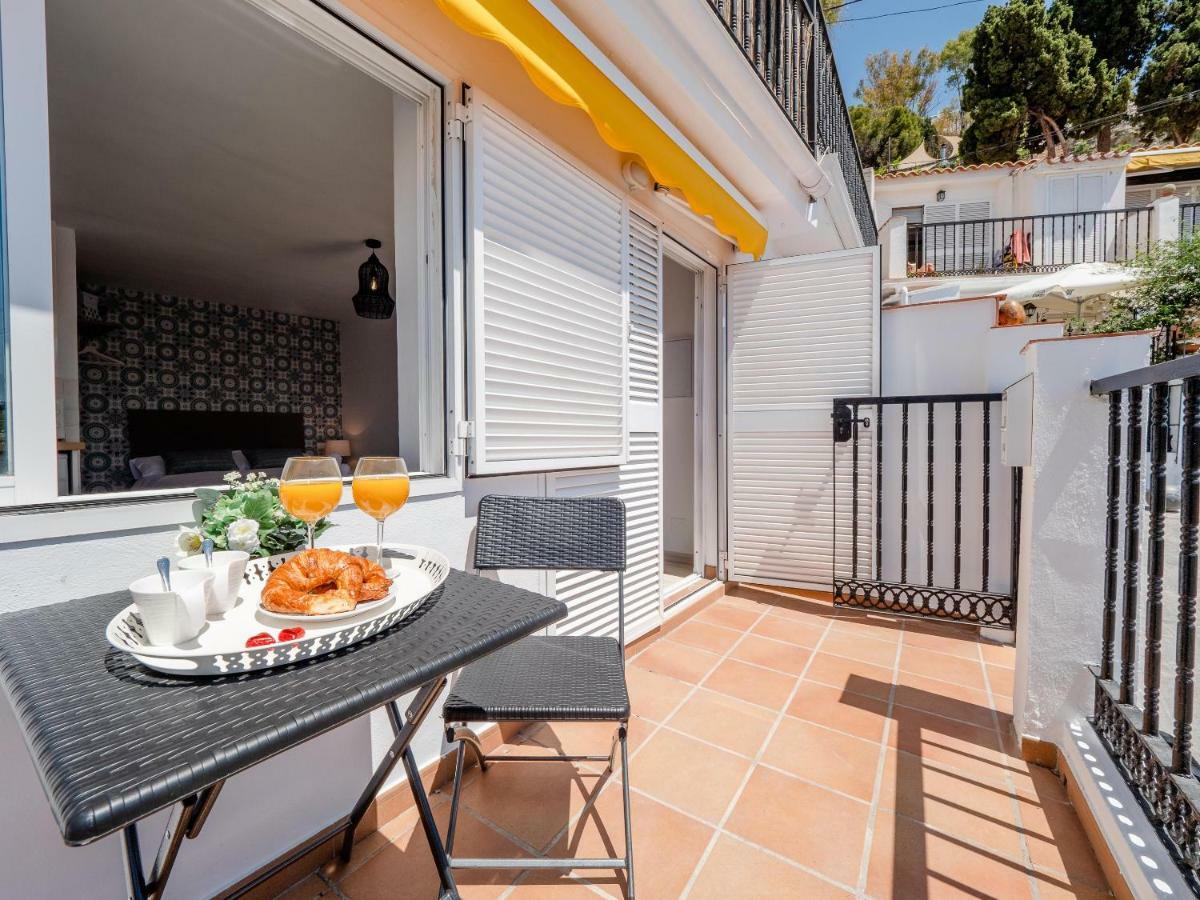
top-left (936, 189), bottom-right (947, 202)
top-left (351, 239), bottom-right (395, 320)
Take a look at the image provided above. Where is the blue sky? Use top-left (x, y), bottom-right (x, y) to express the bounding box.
top-left (828, 0), bottom-right (990, 113)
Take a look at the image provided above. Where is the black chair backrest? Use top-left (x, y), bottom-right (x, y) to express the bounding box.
top-left (474, 495), bottom-right (626, 572)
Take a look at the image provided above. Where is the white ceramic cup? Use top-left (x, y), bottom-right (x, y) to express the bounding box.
top-left (179, 550), bottom-right (250, 616)
top-left (129, 569), bottom-right (212, 646)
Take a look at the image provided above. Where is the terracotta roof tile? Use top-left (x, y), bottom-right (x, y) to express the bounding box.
top-left (875, 160), bottom-right (1034, 180)
top-left (876, 149), bottom-right (1130, 180)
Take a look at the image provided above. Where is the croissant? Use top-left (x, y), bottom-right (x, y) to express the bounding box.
top-left (261, 548), bottom-right (392, 615)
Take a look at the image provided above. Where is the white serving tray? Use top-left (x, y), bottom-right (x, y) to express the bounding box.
top-left (106, 544), bottom-right (449, 677)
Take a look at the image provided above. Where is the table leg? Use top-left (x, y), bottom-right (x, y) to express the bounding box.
top-left (338, 676), bottom-right (459, 898)
top-left (119, 679), bottom-right (452, 900)
top-left (121, 782), bottom-right (223, 900)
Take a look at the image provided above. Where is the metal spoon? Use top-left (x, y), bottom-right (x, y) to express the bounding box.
top-left (202, 538), bottom-right (214, 568)
top-left (156, 557), bottom-right (172, 591)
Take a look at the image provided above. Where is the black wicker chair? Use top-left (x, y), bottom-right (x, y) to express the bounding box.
top-left (442, 494), bottom-right (634, 896)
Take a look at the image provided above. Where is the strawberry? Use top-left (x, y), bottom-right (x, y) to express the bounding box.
top-left (278, 627), bottom-right (306, 642)
top-left (245, 632), bottom-right (275, 648)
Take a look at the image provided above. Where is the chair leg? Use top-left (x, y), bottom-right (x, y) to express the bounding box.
top-left (620, 722), bottom-right (635, 900)
top-left (445, 741), bottom-right (467, 855)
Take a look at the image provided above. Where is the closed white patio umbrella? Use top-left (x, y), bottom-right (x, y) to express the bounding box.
top-left (1003, 262), bottom-right (1142, 310)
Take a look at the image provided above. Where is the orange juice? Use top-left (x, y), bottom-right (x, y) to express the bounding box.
top-left (352, 474), bottom-right (411, 521)
top-left (279, 478), bottom-right (343, 522)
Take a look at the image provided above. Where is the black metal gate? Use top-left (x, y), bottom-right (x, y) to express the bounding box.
top-left (831, 394), bottom-right (1022, 628)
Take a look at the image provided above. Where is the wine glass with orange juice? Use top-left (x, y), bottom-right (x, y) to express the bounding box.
top-left (279, 457), bottom-right (344, 550)
top-left (352, 457), bottom-right (410, 564)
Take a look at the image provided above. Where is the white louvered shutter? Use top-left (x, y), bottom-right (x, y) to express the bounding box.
top-left (1125, 187), bottom-right (1153, 209)
top-left (726, 246), bottom-right (880, 589)
top-left (466, 102), bottom-right (628, 474)
top-left (957, 201), bottom-right (991, 271)
top-left (552, 212), bottom-right (663, 642)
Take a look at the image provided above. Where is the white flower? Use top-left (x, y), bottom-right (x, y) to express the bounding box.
top-left (223, 471), bottom-right (242, 485)
top-left (226, 518), bottom-right (261, 553)
top-left (176, 526), bottom-right (203, 558)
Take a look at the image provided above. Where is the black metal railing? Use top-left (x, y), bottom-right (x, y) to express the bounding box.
top-left (704, 0), bottom-right (877, 244)
top-left (831, 394), bottom-right (1020, 628)
top-left (1090, 355), bottom-right (1200, 889)
top-left (908, 208), bottom-right (1153, 277)
top-left (1183, 203), bottom-right (1199, 240)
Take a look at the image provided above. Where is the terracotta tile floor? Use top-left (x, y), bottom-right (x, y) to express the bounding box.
top-left (278, 587), bottom-right (1111, 899)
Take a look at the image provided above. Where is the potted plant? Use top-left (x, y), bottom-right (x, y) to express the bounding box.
top-left (176, 471), bottom-right (333, 559)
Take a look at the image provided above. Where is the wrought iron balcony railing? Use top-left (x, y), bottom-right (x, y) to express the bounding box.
top-left (1090, 355), bottom-right (1200, 891)
top-left (907, 208), bottom-right (1153, 278)
top-left (704, 0), bottom-right (877, 245)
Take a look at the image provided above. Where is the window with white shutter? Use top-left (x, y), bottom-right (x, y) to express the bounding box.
top-left (465, 100), bottom-right (628, 474)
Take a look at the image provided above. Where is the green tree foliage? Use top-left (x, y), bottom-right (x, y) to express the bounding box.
top-left (821, 0), bottom-right (842, 25)
top-left (1066, 0), bottom-right (1164, 74)
top-left (1136, 0), bottom-right (1200, 145)
top-left (856, 48), bottom-right (941, 117)
top-left (1094, 232), bottom-right (1200, 336)
top-left (851, 105), bottom-right (934, 170)
top-left (960, 0), bottom-right (1130, 162)
top-left (937, 27), bottom-right (976, 135)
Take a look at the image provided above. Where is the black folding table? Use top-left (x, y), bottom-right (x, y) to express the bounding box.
top-left (0, 569), bottom-right (566, 899)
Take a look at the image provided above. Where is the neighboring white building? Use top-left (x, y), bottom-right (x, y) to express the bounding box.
top-left (871, 151), bottom-right (1177, 319)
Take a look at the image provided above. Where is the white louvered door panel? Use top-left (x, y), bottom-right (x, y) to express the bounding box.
top-left (628, 213), bottom-right (661, 407)
top-left (552, 213), bottom-right (663, 642)
top-left (466, 101), bottom-right (628, 474)
top-left (726, 246), bottom-right (880, 589)
top-left (552, 435), bottom-right (662, 640)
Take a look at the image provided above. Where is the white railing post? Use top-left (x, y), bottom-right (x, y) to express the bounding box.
top-left (1150, 188), bottom-right (1180, 246)
top-left (879, 215), bottom-right (908, 281)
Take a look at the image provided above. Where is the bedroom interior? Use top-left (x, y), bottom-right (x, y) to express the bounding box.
top-left (43, 0), bottom-right (433, 495)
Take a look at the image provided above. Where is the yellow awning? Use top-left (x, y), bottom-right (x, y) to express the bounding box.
top-left (434, 0), bottom-right (768, 257)
top-left (1127, 149), bottom-right (1200, 173)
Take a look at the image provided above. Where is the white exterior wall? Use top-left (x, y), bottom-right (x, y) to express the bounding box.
top-left (874, 169), bottom-right (1015, 226)
top-left (1012, 333), bottom-right (1153, 742)
top-left (882, 297), bottom-right (1062, 396)
top-left (876, 157), bottom-right (1131, 229)
top-left (0, 0), bottom-right (868, 896)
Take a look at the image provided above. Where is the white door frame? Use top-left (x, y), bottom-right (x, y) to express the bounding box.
top-left (662, 235), bottom-right (719, 588)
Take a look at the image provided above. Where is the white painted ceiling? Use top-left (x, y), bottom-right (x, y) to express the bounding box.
top-left (46, 0), bottom-right (403, 320)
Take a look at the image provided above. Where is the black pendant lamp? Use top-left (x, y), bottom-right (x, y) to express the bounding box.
top-left (352, 238), bottom-right (395, 320)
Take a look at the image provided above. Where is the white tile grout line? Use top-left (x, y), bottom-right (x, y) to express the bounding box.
top-left (326, 596), bottom-right (1017, 900)
top-left (666, 616), bottom-right (999, 698)
top-left (500, 602), bottom-right (1009, 900)
top-left (976, 637), bottom-right (1046, 899)
top-left (377, 609), bottom-right (1021, 899)
top-left (852, 617), bottom-right (906, 899)
top-left (493, 599), bottom-right (762, 899)
top-left (676, 603), bottom-right (841, 900)
top-left (560, 595), bottom-right (859, 897)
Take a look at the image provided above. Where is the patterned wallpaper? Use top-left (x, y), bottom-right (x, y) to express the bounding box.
top-left (79, 285), bottom-right (342, 492)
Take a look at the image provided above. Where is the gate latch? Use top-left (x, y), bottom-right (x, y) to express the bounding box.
top-left (832, 402), bottom-right (871, 443)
